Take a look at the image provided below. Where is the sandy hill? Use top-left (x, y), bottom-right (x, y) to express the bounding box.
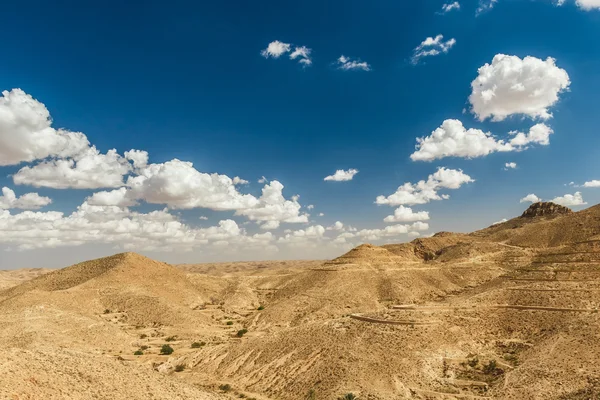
top-left (0, 267), bottom-right (51, 290)
top-left (3, 202), bottom-right (600, 399)
top-left (325, 243), bottom-right (419, 267)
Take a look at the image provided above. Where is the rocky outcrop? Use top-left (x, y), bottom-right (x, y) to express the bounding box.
top-left (521, 202), bottom-right (573, 218)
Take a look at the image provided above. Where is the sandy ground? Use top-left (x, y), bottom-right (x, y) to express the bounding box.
top-left (2, 203), bottom-right (600, 399)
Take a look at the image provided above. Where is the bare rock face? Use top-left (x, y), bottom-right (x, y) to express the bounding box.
top-left (521, 202), bottom-right (573, 218)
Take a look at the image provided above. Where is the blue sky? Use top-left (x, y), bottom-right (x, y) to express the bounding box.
top-left (1, 0), bottom-right (600, 268)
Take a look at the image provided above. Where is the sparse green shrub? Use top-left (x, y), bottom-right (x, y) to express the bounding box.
top-left (219, 384), bottom-right (231, 392)
top-left (468, 357), bottom-right (479, 368)
top-left (226, 321), bottom-right (234, 326)
top-left (339, 394), bottom-right (357, 400)
top-left (104, 309), bottom-right (111, 314)
top-left (306, 390), bottom-right (316, 400)
top-left (134, 350), bottom-right (143, 356)
top-left (238, 394), bottom-right (246, 398)
top-left (160, 344), bottom-right (174, 355)
top-left (165, 336), bottom-right (177, 342)
top-left (140, 345), bottom-right (149, 350)
top-left (503, 354), bottom-right (519, 365)
top-left (174, 364), bottom-right (185, 372)
top-left (236, 329), bottom-right (248, 338)
top-left (191, 341), bottom-right (205, 348)
top-left (483, 359), bottom-right (498, 375)
top-left (140, 334), bottom-right (147, 339)
top-left (257, 305), bottom-right (265, 311)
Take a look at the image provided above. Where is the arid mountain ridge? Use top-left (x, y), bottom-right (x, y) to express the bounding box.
top-left (2, 201), bottom-right (600, 399)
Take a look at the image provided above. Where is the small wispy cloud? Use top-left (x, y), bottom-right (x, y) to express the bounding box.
top-left (439, 2), bottom-right (461, 14)
top-left (476, 0), bottom-right (498, 15)
top-left (411, 34), bottom-right (456, 65)
top-left (324, 169), bottom-right (359, 182)
top-left (261, 40), bottom-right (312, 66)
top-left (335, 55), bottom-right (371, 71)
top-left (289, 46), bottom-right (312, 66)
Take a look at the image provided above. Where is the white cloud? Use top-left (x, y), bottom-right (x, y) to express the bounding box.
top-left (407, 231), bottom-right (421, 238)
top-left (520, 194), bottom-right (541, 203)
top-left (307, 204), bottom-right (314, 210)
top-left (469, 55), bottom-right (570, 121)
top-left (411, 120), bottom-right (553, 162)
top-left (508, 123), bottom-right (553, 147)
top-left (258, 176), bottom-right (268, 184)
top-left (289, 46), bottom-right (312, 66)
top-left (260, 40), bottom-right (291, 58)
top-left (126, 159), bottom-right (259, 211)
top-left (260, 220), bottom-right (280, 230)
top-left (318, 213), bottom-right (325, 217)
top-left (13, 147), bottom-right (135, 189)
top-left (0, 88), bottom-right (147, 190)
top-left (86, 188), bottom-right (138, 207)
top-left (261, 41), bottom-right (312, 66)
top-left (199, 216), bottom-right (208, 220)
top-left (327, 221), bottom-right (344, 231)
top-left (576, 0), bottom-right (600, 10)
top-left (583, 180), bottom-right (600, 188)
top-left (376, 167), bottom-right (473, 206)
top-left (410, 119), bottom-right (512, 161)
top-left (411, 35), bottom-right (456, 65)
top-left (492, 218), bottom-right (508, 225)
top-left (410, 221), bottom-right (430, 231)
top-left (383, 206), bottom-right (430, 223)
top-left (324, 168), bottom-right (359, 182)
top-left (277, 225), bottom-right (326, 246)
top-left (350, 222), bottom-right (429, 242)
top-left (477, 0), bottom-right (498, 14)
top-left (0, 199), bottom-right (275, 252)
top-left (336, 55), bottom-right (371, 71)
top-left (234, 180), bottom-right (309, 224)
top-left (440, 2), bottom-right (461, 13)
top-left (0, 187), bottom-right (52, 210)
top-left (0, 89), bottom-right (91, 166)
top-left (232, 177), bottom-right (249, 185)
top-left (551, 192), bottom-right (587, 207)
top-left (504, 162), bottom-right (517, 170)
top-left (124, 150), bottom-right (149, 169)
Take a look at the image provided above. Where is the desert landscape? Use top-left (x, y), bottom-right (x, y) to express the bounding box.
top-left (2, 201), bottom-right (600, 400)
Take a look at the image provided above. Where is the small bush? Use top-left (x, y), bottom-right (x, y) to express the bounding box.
top-left (103, 309), bottom-right (111, 314)
top-left (306, 389), bottom-right (316, 400)
top-left (160, 344), bottom-right (174, 355)
top-left (236, 329), bottom-right (248, 338)
top-left (339, 394), bottom-right (357, 400)
top-left (140, 345), bottom-right (149, 350)
top-left (219, 384), bottom-right (231, 392)
top-left (257, 305), bottom-right (265, 311)
top-left (503, 354), bottom-right (519, 365)
top-left (140, 334), bottom-right (147, 339)
top-left (134, 350), bottom-right (143, 356)
top-left (165, 336), bottom-right (177, 342)
top-left (226, 321), bottom-right (234, 326)
top-left (174, 364), bottom-right (185, 372)
top-left (468, 357), bottom-right (479, 368)
top-left (191, 342), bottom-right (205, 348)
top-left (483, 359), bottom-right (498, 375)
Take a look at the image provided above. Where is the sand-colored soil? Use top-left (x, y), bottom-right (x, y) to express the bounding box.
top-left (2, 202), bottom-right (600, 399)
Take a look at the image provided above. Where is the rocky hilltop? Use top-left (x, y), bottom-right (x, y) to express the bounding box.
top-left (521, 201), bottom-right (573, 218)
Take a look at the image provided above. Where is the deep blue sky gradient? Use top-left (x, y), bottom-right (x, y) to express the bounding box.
top-left (1, 0), bottom-right (599, 237)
